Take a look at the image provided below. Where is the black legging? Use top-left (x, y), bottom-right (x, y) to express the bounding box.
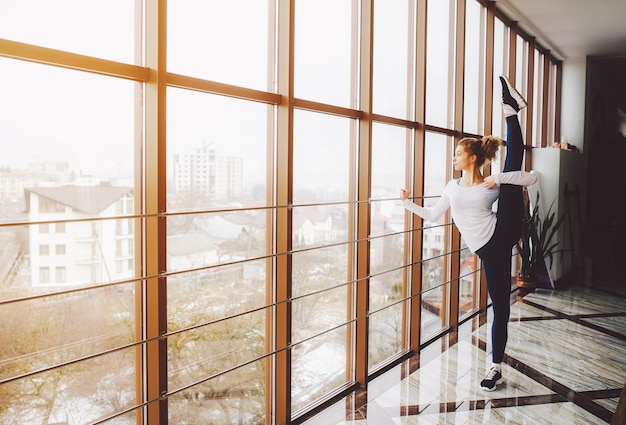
top-left (476, 115), bottom-right (524, 363)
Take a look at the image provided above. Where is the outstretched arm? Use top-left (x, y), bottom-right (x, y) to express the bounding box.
top-left (400, 189), bottom-right (450, 222)
top-left (484, 170), bottom-right (538, 188)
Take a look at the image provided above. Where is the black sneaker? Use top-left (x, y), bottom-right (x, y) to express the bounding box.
top-left (480, 366), bottom-right (503, 391)
top-left (499, 75), bottom-right (527, 112)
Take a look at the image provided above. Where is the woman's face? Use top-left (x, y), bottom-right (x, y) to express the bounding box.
top-left (453, 144), bottom-right (475, 171)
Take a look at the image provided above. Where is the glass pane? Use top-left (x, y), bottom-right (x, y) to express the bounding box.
top-left (421, 255), bottom-right (452, 341)
top-left (0, 290), bottom-right (138, 423)
top-left (0, 59), bottom-right (136, 212)
top-left (425, 0), bottom-right (456, 128)
top-left (368, 302), bottom-right (406, 370)
top-left (167, 269), bottom-right (268, 420)
top-left (463, 0), bottom-right (485, 135)
top-left (368, 254), bottom-right (406, 367)
top-left (291, 246), bottom-right (350, 399)
top-left (291, 326), bottom-right (348, 412)
top-left (515, 35), bottom-right (529, 140)
top-left (547, 63), bottom-right (558, 145)
top-left (369, 123), bottom-right (408, 367)
top-left (370, 123), bottom-right (411, 262)
top-left (491, 18), bottom-right (506, 139)
top-left (459, 238), bottom-right (478, 318)
top-left (167, 310), bottom-right (266, 384)
top-left (532, 50), bottom-right (543, 147)
top-left (167, 265), bottom-right (268, 333)
top-left (0, 56), bottom-right (140, 424)
top-left (168, 360), bottom-right (266, 423)
top-left (493, 22), bottom-right (506, 176)
top-left (420, 132), bottom-right (452, 343)
top-left (294, 0), bottom-right (354, 107)
top-left (0, 1), bottom-right (137, 64)
top-left (168, 0), bottom-right (272, 91)
top-left (423, 132), bottom-right (451, 198)
top-left (515, 35), bottom-right (526, 93)
top-left (292, 282), bottom-right (349, 341)
top-left (293, 110), bottom-right (352, 204)
top-left (370, 236), bottom-right (405, 300)
top-left (291, 107), bottom-right (352, 410)
top-left (292, 246), bottom-right (349, 313)
top-left (292, 204), bottom-right (349, 248)
top-left (167, 210), bottom-right (267, 273)
top-left (491, 145), bottom-right (502, 176)
top-left (372, 0), bottom-right (413, 119)
top-left (1, 283), bottom-right (137, 373)
top-left (370, 122), bottom-right (410, 236)
top-left (167, 88), bottom-right (269, 212)
top-left (0, 59), bottom-right (138, 382)
top-left (421, 282), bottom-right (449, 340)
top-left (25, 217), bottom-right (136, 289)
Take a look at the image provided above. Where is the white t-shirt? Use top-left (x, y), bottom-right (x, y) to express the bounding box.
top-left (402, 171), bottom-right (537, 253)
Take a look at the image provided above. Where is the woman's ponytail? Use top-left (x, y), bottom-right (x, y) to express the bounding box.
top-left (480, 135), bottom-right (505, 164)
top-left (458, 135), bottom-right (504, 167)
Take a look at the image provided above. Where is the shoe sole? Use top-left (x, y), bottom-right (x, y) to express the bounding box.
top-left (480, 377), bottom-right (503, 392)
top-left (500, 75), bottom-right (527, 110)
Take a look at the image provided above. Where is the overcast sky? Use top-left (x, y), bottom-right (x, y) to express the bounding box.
top-left (0, 0), bottom-right (449, 195)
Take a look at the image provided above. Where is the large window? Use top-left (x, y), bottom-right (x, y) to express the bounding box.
top-left (291, 110), bottom-right (354, 411)
top-left (426, 0), bottom-right (456, 128)
top-left (0, 0), bottom-right (137, 63)
top-left (294, 0), bottom-right (356, 108)
top-left (168, 1), bottom-right (272, 91)
top-left (0, 55), bottom-right (138, 424)
top-left (516, 35), bottom-right (530, 141)
top-left (369, 122), bottom-right (411, 370)
top-left (533, 50), bottom-right (545, 147)
top-left (463, 0), bottom-right (486, 135)
top-left (420, 132), bottom-right (453, 342)
top-left (372, 0), bottom-right (414, 120)
top-left (0, 0), bottom-right (561, 423)
top-left (491, 17), bottom-right (508, 139)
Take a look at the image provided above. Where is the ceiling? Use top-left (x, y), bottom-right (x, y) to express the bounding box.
top-left (496, 0), bottom-right (626, 60)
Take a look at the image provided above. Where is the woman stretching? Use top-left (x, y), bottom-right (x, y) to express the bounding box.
top-left (400, 76), bottom-right (537, 391)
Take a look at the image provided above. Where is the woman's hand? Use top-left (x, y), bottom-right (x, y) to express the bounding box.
top-left (400, 188), bottom-right (410, 200)
top-left (483, 175), bottom-right (497, 189)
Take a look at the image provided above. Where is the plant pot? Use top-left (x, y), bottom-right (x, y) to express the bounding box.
top-left (516, 275), bottom-right (539, 289)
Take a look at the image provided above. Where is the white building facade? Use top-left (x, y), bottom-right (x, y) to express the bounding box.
top-left (26, 186), bottom-right (134, 287)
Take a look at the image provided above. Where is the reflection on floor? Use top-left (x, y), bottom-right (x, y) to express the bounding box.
top-left (304, 275), bottom-right (626, 425)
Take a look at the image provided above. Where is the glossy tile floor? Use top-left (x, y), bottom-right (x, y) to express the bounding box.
top-left (304, 275), bottom-right (626, 424)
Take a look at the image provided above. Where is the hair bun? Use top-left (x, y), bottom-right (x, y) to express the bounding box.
top-left (480, 135), bottom-right (505, 162)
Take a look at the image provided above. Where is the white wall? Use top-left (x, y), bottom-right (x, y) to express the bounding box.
top-left (531, 148), bottom-right (585, 285)
top-left (560, 57), bottom-right (587, 151)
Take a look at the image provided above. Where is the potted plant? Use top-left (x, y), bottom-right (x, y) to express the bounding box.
top-left (515, 191), bottom-right (564, 289)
